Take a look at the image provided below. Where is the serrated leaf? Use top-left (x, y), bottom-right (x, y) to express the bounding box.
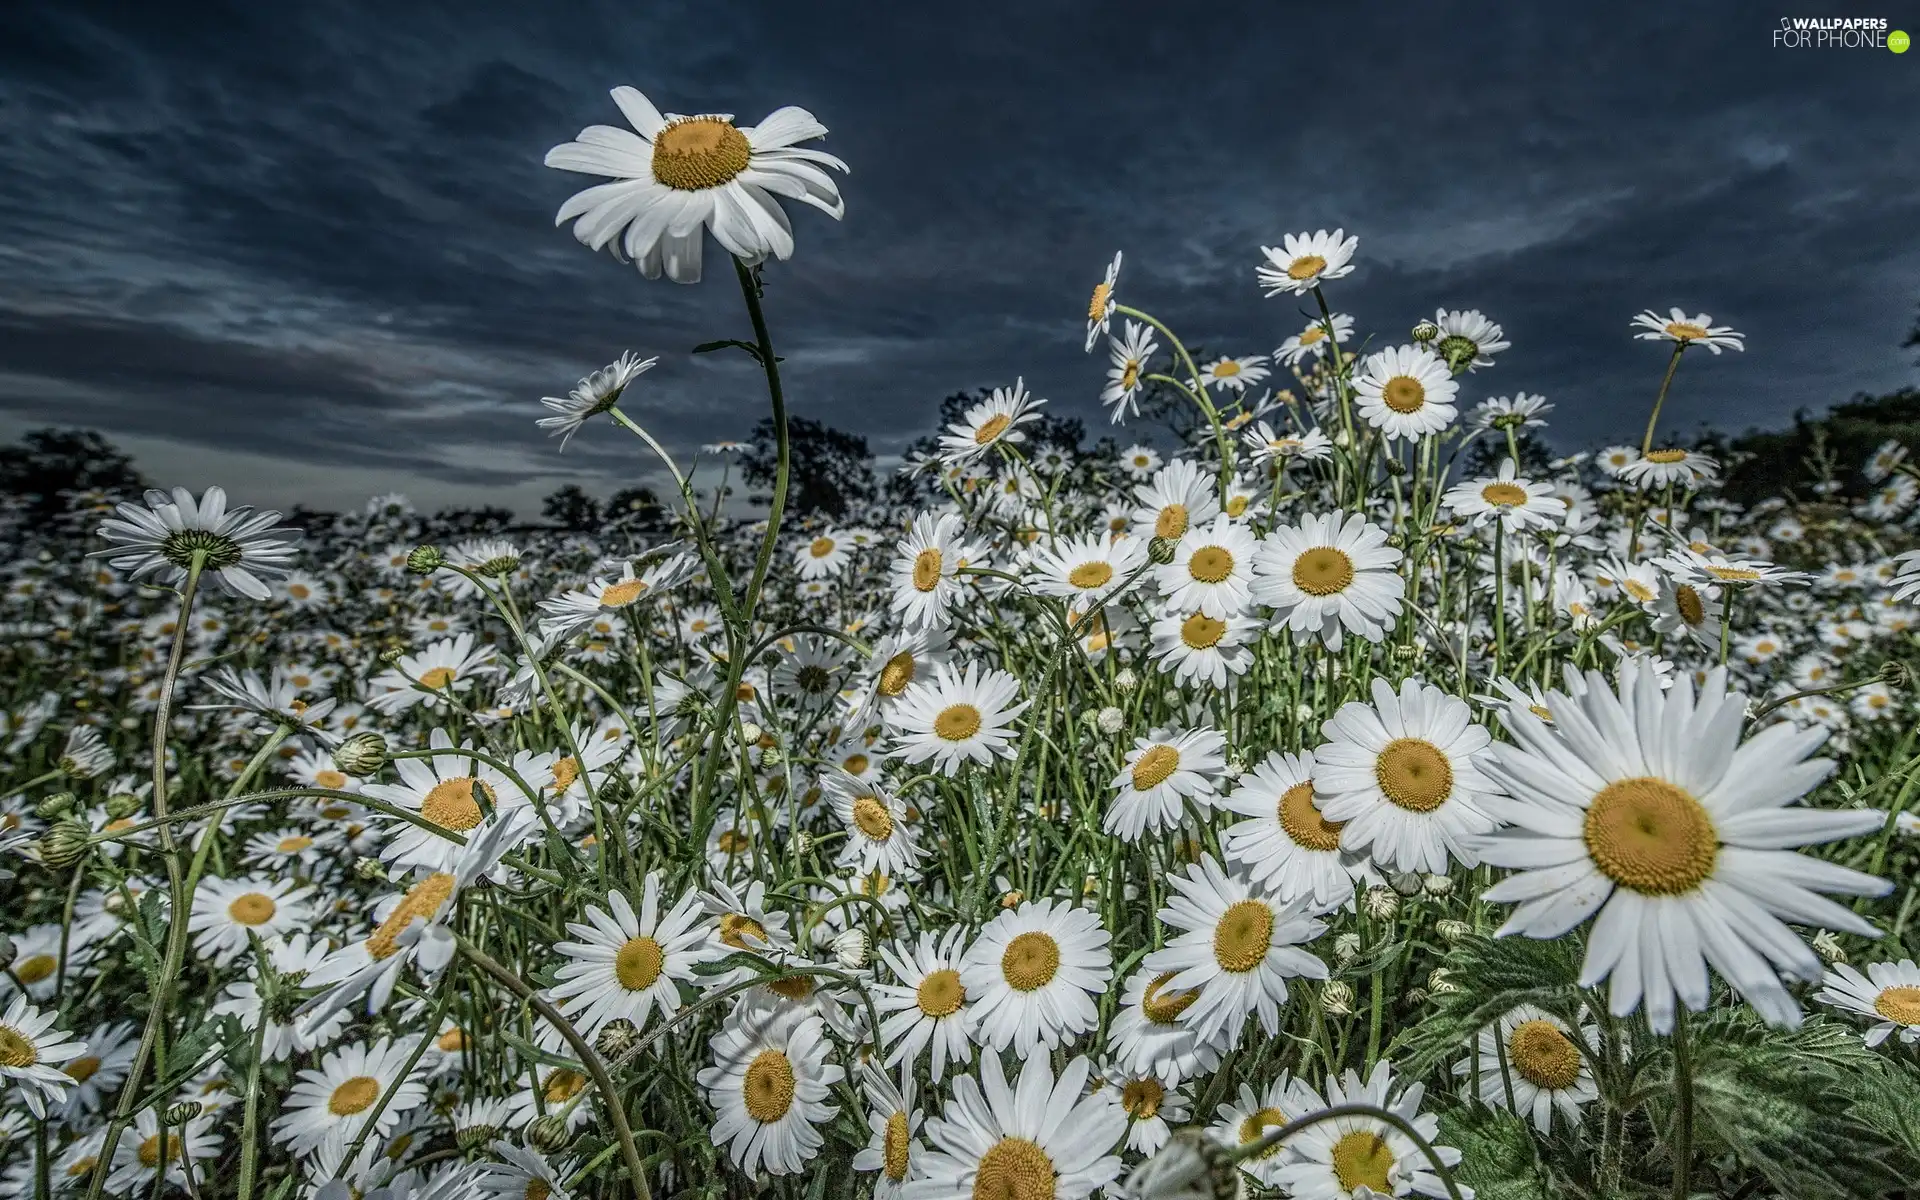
top-left (690, 950), bottom-right (779, 978)
top-left (1389, 935), bottom-right (1585, 1076)
top-left (1437, 1103), bottom-right (1550, 1200)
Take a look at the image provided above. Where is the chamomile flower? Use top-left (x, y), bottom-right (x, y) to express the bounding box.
top-left (211, 934), bottom-right (350, 1061)
top-left (1314, 678), bottom-right (1500, 876)
top-left (273, 1037), bottom-right (430, 1155)
top-left (94, 486), bottom-right (301, 601)
top-left (851, 1063), bottom-right (923, 1200)
top-left (889, 512), bottom-right (971, 630)
top-left (1144, 855), bottom-right (1328, 1045)
top-left (938, 380), bottom-right (1043, 464)
top-left (188, 875), bottom-right (317, 966)
top-left (1149, 606), bottom-right (1259, 688)
top-left (1119, 444), bottom-right (1163, 480)
top-left (53, 1020), bottom-right (135, 1117)
top-left (1212, 1075), bottom-right (1307, 1188)
top-left (105, 1107), bottom-right (223, 1195)
top-left (1252, 511), bottom-right (1404, 648)
top-left (1132, 459), bottom-right (1221, 542)
top-left (1648, 576), bottom-right (1722, 646)
top-left (1478, 663), bottom-right (1890, 1030)
top-left (1106, 728), bottom-right (1227, 841)
top-left (889, 661), bottom-right (1028, 772)
top-left (476, 1141), bottom-right (571, 1200)
top-left (1198, 355), bottom-right (1270, 394)
top-left (911, 1053), bottom-right (1125, 1200)
top-left (1108, 967), bottom-right (1221, 1081)
top-left (367, 632), bottom-right (499, 715)
top-left (1222, 749), bottom-right (1375, 912)
top-left (1431, 307), bottom-right (1510, 371)
top-left (1274, 314), bottom-right (1353, 367)
top-left (1156, 515), bottom-right (1257, 621)
top-left (1453, 1005), bottom-right (1599, 1134)
top-left (361, 729), bottom-right (532, 874)
top-left (1084, 252), bottom-right (1121, 352)
top-left (793, 528), bottom-right (854, 580)
top-left (698, 1005), bottom-right (842, 1176)
top-left (1442, 459), bottom-right (1563, 531)
top-left (1632, 307), bottom-right (1745, 353)
top-left (1103, 320), bottom-right (1158, 423)
top-left (1617, 447), bottom-right (1719, 490)
top-left (961, 898), bottom-right (1112, 1054)
top-left (873, 927), bottom-right (976, 1084)
top-left (536, 351), bottom-right (656, 449)
top-left (1816, 960), bottom-right (1920, 1046)
top-left (1023, 532), bottom-right (1148, 605)
top-left (1271, 1061), bottom-right (1463, 1200)
top-left (1256, 229), bottom-right (1358, 296)
top-left (545, 86), bottom-right (847, 284)
top-left (1107, 1067), bottom-right (1191, 1156)
top-left (0, 995), bottom-right (87, 1117)
top-left (550, 874), bottom-right (708, 1040)
top-left (1352, 345), bottom-right (1458, 441)
top-left (1244, 422), bottom-right (1333, 467)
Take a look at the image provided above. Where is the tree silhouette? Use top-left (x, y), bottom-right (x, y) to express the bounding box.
top-left (605, 486), bottom-right (668, 532)
top-left (0, 428), bottom-right (145, 519)
top-left (541, 484), bottom-right (599, 531)
top-left (741, 416), bottom-right (876, 518)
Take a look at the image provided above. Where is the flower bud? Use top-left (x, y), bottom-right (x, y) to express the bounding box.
top-left (34, 792), bottom-right (76, 821)
top-left (353, 856), bottom-right (389, 882)
top-left (38, 819), bottom-right (92, 869)
top-left (1096, 707), bottom-right (1124, 734)
top-left (739, 722), bottom-right (763, 746)
top-left (405, 545), bottom-right (445, 575)
top-left (1427, 968), bottom-right (1460, 996)
top-left (1123, 1127), bottom-right (1243, 1200)
top-left (1421, 873), bottom-right (1454, 897)
top-left (833, 928), bottom-right (870, 970)
top-left (104, 792), bottom-right (143, 821)
top-left (1114, 669), bottom-right (1138, 693)
top-left (1363, 887), bottom-right (1399, 919)
top-left (1321, 979), bottom-right (1355, 1016)
top-left (1148, 536), bottom-right (1178, 565)
top-left (1333, 932), bottom-right (1362, 962)
top-left (1811, 930), bottom-right (1847, 965)
top-left (1405, 986), bottom-right (1431, 1006)
top-left (163, 1101), bottom-right (204, 1126)
top-left (1435, 918), bottom-right (1473, 942)
top-left (1411, 319), bottom-right (1439, 344)
top-left (525, 1114), bottom-right (571, 1155)
top-left (595, 1018), bottom-right (639, 1059)
top-left (333, 732), bottom-right (389, 778)
top-left (1388, 871), bottom-right (1423, 897)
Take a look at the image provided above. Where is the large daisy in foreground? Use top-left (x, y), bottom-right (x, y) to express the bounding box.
top-left (910, 1053), bottom-right (1125, 1200)
top-left (546, 86), bottom-right (847, 284)
top-left (1478, 663), bottom-right (1890, 1031)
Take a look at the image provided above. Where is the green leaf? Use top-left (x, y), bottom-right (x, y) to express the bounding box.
top-left (1437, 1103), bottom-right (1552, 1200)
top-left (690, 950), bottom-right (780, 978)
top-left (691, 339), bottom-right (781, 365)
top-left (1389, 935), bottom-right (1585, 1076)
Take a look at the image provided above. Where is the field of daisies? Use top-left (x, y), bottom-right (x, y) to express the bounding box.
top-left (9, 84), bottom-right (1920, 1200)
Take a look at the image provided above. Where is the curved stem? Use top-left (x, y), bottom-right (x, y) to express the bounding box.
top-left (1641, 344), bottom-right (1686, 455)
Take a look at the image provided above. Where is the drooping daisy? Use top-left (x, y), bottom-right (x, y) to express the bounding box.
top-left (1478, 663), bottom-right (1890, 1030)
top-left (1108, 966), bottom-right (1222, 1082)
top-left (911, 1053), bottom-right (1125, 1200)
top-left (873, 927), bottom-right (976, 1084)
top-left (1023, 532), bottom-right (1147, 606)
top-left (367, 632), bottom-right (500, 715)
top-left (1106, 728), bottom-right (1227, 842)
top-left (1274, 313), bottom-right (1353, 367)
top-left (1442, 458), bottom-right (1564, 531)
top-left (1271, 1061), bottom-right (1464, 1200)
top-left (1103, 320), bottom-right (1158, 423)
top-left (1198, 355), bottom-right (1270, 394)
top-left (1314, 677), bottom-right (1500, 876)
top-left (889, 661), bottom-right (1028, 773)
top-left (1145, 855), bottom-right (1328, 1045)
top-left (1149, 606), bottom-right (1259, 688)
top-left (1256, 229), bottom-right (1358, 296)
top-left (1131, 458), bottom-right (1221, 542)
top-left (846, 626), bottom-right (952, 723)
top-left (1453, 1004), bottom-right (1599, 1134)
top-left (550, 874), bottom-right (708, 1040)
top-left (1431, 306), bottom-right (1510, 371)
top-left (545, 86), bottom-right (847, 284)
top-left (1222, 749), bottom-right (1376, 912)
top-left (1617, 447), bottom-right (1720, 491)
top-left (93, 486), bottom-right (301, 601)
top-left (938, 380), bottom-right (1044, 464)
top-left (1157, 516), bottom-right (1257, 620)
top-left (273, 1037), bottom-right (430, 1155)
top-left (889, 512), bottom-right (971, 630)
top-left (1632, 307), bottom-right (1745, 353)
top-left (1252, 511), bottom-right (1404, 648)
top-left (698, 1005), bottom-right (843, 1176)
top-left (1816, 960), bottom-right (1920, 1046)
top-left (851, 1063), bottom-right (924, 1200)
top-left (1244, 422), bottom-right (1333, 467)
top-left (188, 874), bottom-right (317, 966)
top-left (361, 728), bottom-right (532, 874)
top-left (697, 879), bottom-right (797, 990)
top-left (1352, 345), bottom-right (1458, 440)
top-left (0, 995), bottom-right (87, 1117)
top-left (1647, 575), bottom-right (1722, 646)
top-left (961, 898), bottom-right (1112, 1054)
top-left (536, 351), bottom-right (657, 449)
top-left (1084, 251), bottom-right (1121, 352)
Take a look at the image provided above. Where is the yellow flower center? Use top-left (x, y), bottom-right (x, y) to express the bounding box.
top-left (1213, 899), bottom-right (1273, 973)
top-left (1622, 579), bottom-right (1657, 603)
top-left (807, 537), bottom-right (837, 560)
top-left (1645, 448), bottom-right (1689, 464)
top-left (1120, 361), bottom-right (1140, 389)
top-left (716, 829), bottom-right (751, 856)
top-left (600, 578), bottom-right (648, 607)
top-left (1509, 1019), bottom-right (1582, 1090)
top-left (933, 704), bottom-right (982, 742)
top-left (1375, 739), bottom-right (1453, 812)
top-left (1000, 931), bottom-right (1060, 992)
top-left (366, 872), bottom-right (456, 960)
top-left (718, 912), bottom-right (768, 950)
top-left (14, 954), bottom-right (56, 985)
top-left (1131, 745), bottom-right (1181, 791)
top-left (277, 835), bottom-right (314, 853)
top-left (64, 1055), bottom-right (102, 1083)
top-left (1188, 546), bottom-right (1234, 583)
top-left (1141, 972), bottom-right (1197, 1025)
top-left (1225, 494), bottom-right (1249, 517)
top-left (1707, 565), bottom-right (1760, 582)
top-left (1279, 781), bottom-right (1345, 851)
top-left (137, 1132), bottom-right (181, 1169)
top-left (1292, 546), bottom-right (1355, 596)
top-left (971, 1137), bottom-right (1054, 1200)
top-left (1213, 360), bottom-right (1242, 378)
top-left (1122, 1077), bottom-right (1165, 1119)
top-left (916, 968), bottom-right (966, 1017)
top-left (1155, 504), bottom-right (1189, 540)
top-left (65, 1156), bottom-right (97, 1179)
top-left (1874, 986), bottom-right (1920, 1026)
top-left (974, 413), bottom-right (1013, 445)
top-left (0, 1024), bottom-right (38, 1068)
top-left (852, 794), bottom-right (895, 841)
top-left (912, 549), bottom-right (944, 592)
top-left (650, 116), bottom-right (752, 192)
top-left (1583, 777), bottom-right (1717, 895)
top-left (551, 757), bottom-right (581, 793)
top-left (1665, 321), bottom-right (1709, 341)
top-left (1181, 612), bottom-right (1226, 650)
top-left (1481, 482), bottom-right (1529, 508)
top-left (1299, 325), bottom-right (1326, 345)
top-left (884, 1110), bottom-right (912, 1180)
top-left (437, 1028), bottom-right (466, 1052)
top-left (767, 973), bottom-right (814, 1001)
top-left (1674, 584), bottom-right (1707, 627)
top-left (421, 776), bottom-right (493, 832)
top-left (1068, 561), bottom-right (1114, 589)
top-left (1288, 253), bottom-right (1327, 280)
top-left (1238, 1108), bottom-right (1287, 1158)
top-left (544, 1069), bottom-right (586, 1104)
top-left (615, 936), bottom-right (665, 991)
top-left (228, 892), bottom-right (277, 926)
top-left (1087, 281), bottom-right (1113, 322)
top-left (1331, 1130), bottom-right (1395, 1194)
top-left (1382, 377), bottom-right (1426, 414)
top-left (527, 1181), bottom-right (552, 1200)
top-left (742, 1050), bottom-right (796, 1123)
top-left (877, 652), bottom-right (918, 697)
top-left (418, 666), bottom-right (457, 689)
top-left (328, 1076), bottom-right (381, 1116)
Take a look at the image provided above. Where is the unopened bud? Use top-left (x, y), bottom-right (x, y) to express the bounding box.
top-left (739, 722), bottom-right (763, 746)
top-left (1114, 668), bottom-right (1138, 693)
top-left (34, 792), bottom-right (76, 821)
top-left (1882, 660), bottom-right (1911, 690)
top-left (1147, 537), bottom-right (1178, 565)
top-left (405, 545), bottom-right (445, 575)
top-left (38, 820), bottom-right (91, 869)
top-left (833, 928), bottom-right (870, 970)
top-left (595, 1018), bottom-right (639, 1059)
top-left (1811, 930), bottom-right (1847, 965)
top-left (455, 1122), bottom-right (500, 1153)
top-left (1096, 707), bottom-right (1124, 734)
top-left (1435, 919), bottom-right (1473, 942)
top-left (104, 793), bottom-right (143, 820)
top-left (333, 731), bottom-right (389, 778)
top-left (1334, 932), bottom-right (1362, 962)
top-left (1428, 968), bottom-right (1460, 996)
top-left (163, 1101), bottom-right (203, 1126)
top-left (1321, 979), bottom-right (1355, 1016)
top-left (353, 857), bottom-right (389, 882)
top-left (1363, 887), bottom-right (1399, 919)
top-left (1405, 986), bottom-right (1431, 1006)
top-left (525, 1114), bottom-right (571, 1155)
top-left (1421, 873), bottom-right (1454, 897)
top-left (1388, 871), bottom-right (1423, 897)
top-left (1411, 319), bottom-right (1439, 344)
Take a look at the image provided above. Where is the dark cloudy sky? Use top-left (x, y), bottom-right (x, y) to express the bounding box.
top-left (2, 1), bottom-right (1917, 514)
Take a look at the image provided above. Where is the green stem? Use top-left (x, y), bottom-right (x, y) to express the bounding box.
top-left (1671, 1012), bottom-right (1694, 1200)
top-left (1641, 343), bottom-right (1686, 455)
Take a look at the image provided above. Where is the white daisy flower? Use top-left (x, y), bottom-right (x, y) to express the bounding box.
top-left (1244, 422), bottom-right (1333, 467)
top-left (1108, 966), bottom-right (1221, 1083)
top-left (1198, 355), bottom-right (1270, 394)
top-left (911, 1053), bottom-right (1125, 1200)
top-left (873, 927), bottom-right (976, 1084)
top-left (53, 1020), bottom-right (136, 1118)
top-left (793, 527), bottom-right (854, 580)
top-left (1103, 320), bottom-right (1158, 423)
top-left (1144, 855), bottom-right (1328, 1045)
top-left (1211, 1075), bottom-right (1308, 1188)
top-left (1156, 515), bottom-right (1257, 619)
top-left (272, 1037), bottom-right (430, 1156)
top-left (475, 1140), bottom-right (571, 1200)
top-left (1442, 458), bottom-right (1564, 531)
top-left (1023, 532), bottom-right (1148, 606)
top-left (1453, 1004), bottom-right (1599, 1134)
top-left (1131, 459), bottom-right (1221, 542)
top-left (1149, 606), bottom-right (1260, 688)
top-left (550, 874), bottom-right (708, 1040)
top-left (545, 86), bottom-right (847, 284)
top-left (1816, 959), bottom-right (1920, 1046)
top-left (1252, 511), bottom-right (1404, 648)
top-left (889, 512), bottom-right (972, 631)
top-left (1256, 229), bottom-right (1358, 296)
top-left (0, 995), bottom-right (87, 1118)
top-left (1314, 678), bottom-right (1501, 876)
top-left (961, 898), bottom-right (1111, 1054)
top-left (93, 486), bottom-right (301, 601)
top-left (361, 728), bottom-right (533, 874)
top-left (1631, 307), bottom-right (1745, 353)
top-left (1106, 728), bottom-right (1227, 842)
top-left (825, 774), bottom-right (925, 878)
top-left (367, 632), bottom-right (500, 715)
top-left (1616, 447), bottom-right (1719, 491)
top-left (1119, 444), bottom-right (1164, 480)
top-left (211, 935), bottom-right (350, 1062)
top-left (105, 1107), bottom-right (223, 1196)
top-left (697, 1005), bottom-right (843, 1176)
top-left (1105, 1066), bottom-right (1192, 1156)
top-left (1478, 663), bottom-right (1890, 1031)
top-left (536, 351), bottom-right (657, 449)
top-left (187, 874), bottom-right (317, 966)
top-left (889, 661), bottom-right (1028, 773)
top-left (1221, 749), bottom-right (1377, 912)
top-left (1084, 251), bottom-right (1121, 352)
top-left (1273, 314), bottom-right (1353, 367)
top-left (1432, 306), bottom-right (1510, 371)
top-left (938, 379), bottom-right (1044, 464)
top-left (850, 1062), bottom-right (923, 1200)
top-left (1271, 1061), bottom-right (1464, 1200)
top-left (1352, 344), bottom-right (1459, 441)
